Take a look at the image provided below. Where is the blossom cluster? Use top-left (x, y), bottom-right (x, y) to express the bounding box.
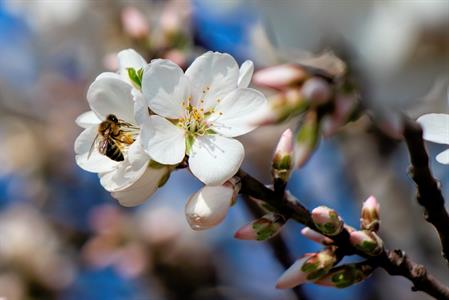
top-left (75, 49), bottom-right (267, 227)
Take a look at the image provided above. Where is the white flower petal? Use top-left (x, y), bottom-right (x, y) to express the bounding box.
top-left (95, 72), bottom-right (121, 81)
top-left (75, 111), bottom-right (101, 128)
top-left (417, 113), bottom-right (449, 144)
top-left (209, 88), bottom-right (267, 137)
top-left (185, 51), bottom-right (239, 110)
top-left (436, 148), bottom-right (449, 164)
top-left (188, 135), bottom-right (244, 185)
top-left (133, 91), bottom-right (148, 126)
top-left (111, 166), bottom-right (170, 207)
top-left (238, 60), bottom-right (254, 88)
top-left (142, 59), bottom-right (190, 119)
top-left (185, 185), bottom-right (234, 230)
top-left (74, 126), bottom-right (119, 173)
top-left (118, 48), bottom-right (147, 78)
top-left (87, 77), bottom-right (135, 123)
top-left (99, 140), bottom-right (149, 192)
top-left (140, 115), bottom-right (186, 165)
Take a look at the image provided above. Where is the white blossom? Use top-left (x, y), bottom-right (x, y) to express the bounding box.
top-left (74, 50), bottom-right (169, 206)
top-left (417, 113), bottom-right (449, 164)
top-left (139, 51), bottom-right (267, 185)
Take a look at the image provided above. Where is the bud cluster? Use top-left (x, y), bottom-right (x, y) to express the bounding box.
top-left (253, 62), bottom-right (361, 171)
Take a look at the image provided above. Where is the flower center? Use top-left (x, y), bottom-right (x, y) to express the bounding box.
top-left (177, 96), bottom-right (218, 137)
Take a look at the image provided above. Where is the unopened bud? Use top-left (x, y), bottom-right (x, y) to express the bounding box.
top-left (311, 206), bottom-right (344, 236)
top-left (254, 89), bottom-right (309, 125)
top-left (272, 129), bottom-right (293, 182)
top-left (321, 94), bottom-right (357, 137)
top-left (253, 64), bottom-right (308, 90)
top-left (350, 230), bottom-right (384, 256)
top-left (315, 263), bottom-right (374, 288)
top-left (302, 77), bottom-right (332, 105)
top-left (234, 212), bottom-right (286, 241)
top-left (361, 196), bottom-right (380, 231)
top-left (301, 227), bottom-right (333, 245)
top-left (121, 7), bottom-right (149, 39)
top-left (185, 179), bottom-right (240, 230)
top-left (294, 110), bottom-right (320, 169)
top-left (276, 248), bottom-right (337, 289)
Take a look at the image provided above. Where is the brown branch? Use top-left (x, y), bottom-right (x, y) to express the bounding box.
top-left (236, 168), bottom-right (449, 300)
top-left (403, 118), bottom-right (449, 265)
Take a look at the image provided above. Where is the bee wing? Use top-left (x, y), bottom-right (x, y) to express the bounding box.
top-left (98, 138), bottom-right (109, 155)
top-left (117, 120), bottom-right (138, 129)
top-left (87, 134), bottom-right (99, 159)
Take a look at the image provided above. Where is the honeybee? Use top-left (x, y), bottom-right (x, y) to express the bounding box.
top-left (88, 114), bottom-right (136, 162)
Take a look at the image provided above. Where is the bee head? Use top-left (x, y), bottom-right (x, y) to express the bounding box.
top-left (106, 114), bottom-right (119, 123)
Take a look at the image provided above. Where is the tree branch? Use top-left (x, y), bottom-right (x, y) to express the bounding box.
top-left (236, 168), bottom-right (449, 300)
top-left (403, 118), bottom-right (449, 265)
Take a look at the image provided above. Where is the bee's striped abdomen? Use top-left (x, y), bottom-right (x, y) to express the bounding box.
top-left (105, 140), bottom-right (124, 161)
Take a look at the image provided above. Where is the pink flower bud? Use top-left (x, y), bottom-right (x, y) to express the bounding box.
top-left (253, 64), bottom-right (308, 90)
top-left (185, 181), bottom-right (240, 230)
top-left (294, 110), bottom-right (320, 169)
top-left (234, 213), bottom-right (285, 241)
top-left (253, 89), bottom-right (308, 126)
top-left (302, 77), bottom-right (332, 105)
top-left (276, 255), bottom-right (311, 289)
top-left (321, 94), bottom-right (357, 137)
top-left (361, 196), bottom-right (380, 231)
top-left (272, 129), bottom-right (294, 182)
top-left (276, 248), bottom-right (337, 289)
top-left (311, 206), bottom-right (344, 236)
top-left (350, 230), bottom-right (384, 256)
top-left (314, 263), bottom-right (374, 288)
top-left (301, 227), bottom-right (333, 245)
top-left (121, 7), bottom-right (149, 39)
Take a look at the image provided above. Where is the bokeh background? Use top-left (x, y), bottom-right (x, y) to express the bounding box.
top-left (0, 0), bottom-right (448, 299)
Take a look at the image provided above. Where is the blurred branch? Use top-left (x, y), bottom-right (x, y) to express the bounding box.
top-left (403, 118), bottom-right (449, 265)
top-left (243, 196), bottom-right (308, 300)
top-left (236, 169), bottom-right (449, 300)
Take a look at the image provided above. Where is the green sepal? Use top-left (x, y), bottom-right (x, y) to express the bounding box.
top-left (127, 67), bottom-right (144, 89)
top-left (185, 135), bottom-right (195, 155)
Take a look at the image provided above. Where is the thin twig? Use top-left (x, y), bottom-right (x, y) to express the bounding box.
top-left (236, 168), bottom-right (449, 300)
top-left (403, 118), bottom-right (449, 265)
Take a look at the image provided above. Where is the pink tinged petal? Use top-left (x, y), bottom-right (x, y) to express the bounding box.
top-left (436, 149), bottom-right (449, 164)
top-left (111, 166), bottom-right (170, 207)
top-left (141, 59), bottom-right (190, 119)
top-left (117, 49), bottom-right (147, 80)
top-left (209, 88), bottom-right (267, 138)
top-left (234, 223), bottom-right (258, 240)
top-left (188, 135), bottom-right (244, 185)
top-left (140, 115), bottom-right (186, 165)
top-left (276, 256), bottom-right (310, 289)
top-left (74, 126), bottom-right (119, 173)
top-left (301, 227), bottom-right (333, 245)
top-left (238, 60), bottom-right (254, 88)
top-left (185, 51), bottom-right (239, 110)
top-left (87, 77), bottom-right (135, 123)
top-left (185, 185), bottom-right (234, 230)
top-left (253, 64), bottom-right (307, 90)
top-left (417, 113), bottom-right (449, 144)
top-left (99, 141), bottom-right (149, 192)
top-left (75, 111), bottom-right (101, 129)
